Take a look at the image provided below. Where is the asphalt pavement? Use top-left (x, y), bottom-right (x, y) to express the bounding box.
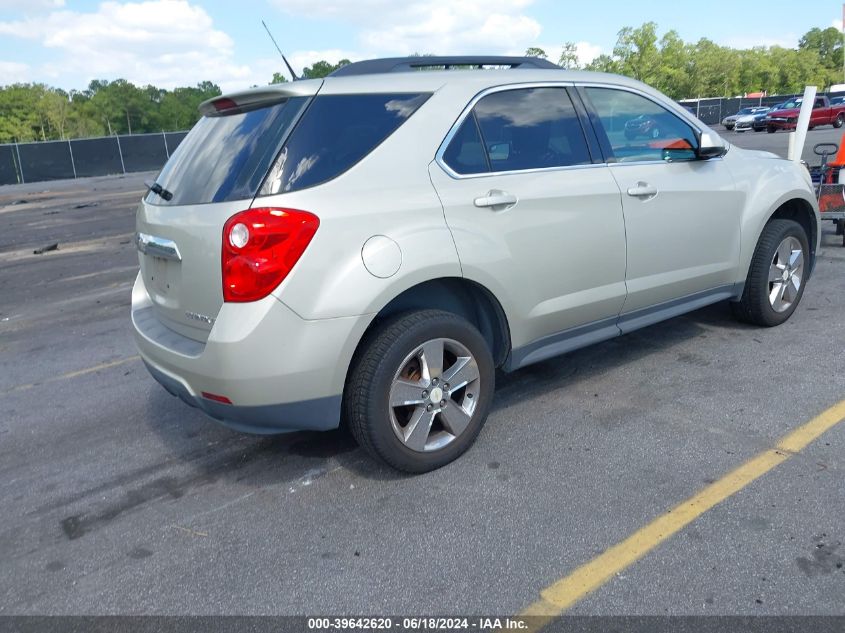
top-left (0, 127), bottom-right (844, 618)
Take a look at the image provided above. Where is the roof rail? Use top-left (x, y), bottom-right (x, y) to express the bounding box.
top-left (329, 56), bottom-right (560, 77)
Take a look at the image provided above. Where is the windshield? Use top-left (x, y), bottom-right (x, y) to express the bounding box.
top-left (147, 97), bottom-right (309, 206)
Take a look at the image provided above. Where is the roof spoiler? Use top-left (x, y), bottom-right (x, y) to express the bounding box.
top-left (198, 81), bottom-right (322, 117)
top-left (329, 56), bottom-right (560, 77)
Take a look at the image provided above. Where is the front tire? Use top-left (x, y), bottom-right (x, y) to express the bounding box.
top-left (731, 219), bottom-right (809, 327)
top-left (344, 310), bottom-right (495, 473)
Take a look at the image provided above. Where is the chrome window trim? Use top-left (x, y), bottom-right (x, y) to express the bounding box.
top-left (574, 82), bottom-right (708, 137)
top-left (575, 82), bottom-right (728, 164)
top-left (434, 81), bottom-right (609, 180)
top-left (434, 80), bottom-right (721, 179)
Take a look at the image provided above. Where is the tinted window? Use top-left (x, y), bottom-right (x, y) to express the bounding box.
top-left (148, 97), bottom-right (308, 206)
top-left (585, 88), bottom-right (699, 163)
top-left (442, 87), bottom-right (591, 175)
top-left (260, 93), bottom-right (429, 195)
top-left (442, 114), bottom-right (489, 174)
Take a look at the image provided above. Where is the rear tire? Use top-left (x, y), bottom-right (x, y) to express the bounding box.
top-left (731, 219), bottom-right (809, 327)
top-left (834, 114), bottom-right (844, 129)
top-left (344, 310), bottom-right (495, 473)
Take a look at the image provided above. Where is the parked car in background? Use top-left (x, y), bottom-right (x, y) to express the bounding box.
top-left (722, 106), bottom-right (769, 130)
top-left (735, 107), bottom-right (771, 132)
top-left (831, 96), bottom-right (845, 105)
top-left (133, 58), bottom-right (820, 472)
top-left (766, 96), bottom-right (845, 132)
top-left (624, 114), bottom-right (661, 139)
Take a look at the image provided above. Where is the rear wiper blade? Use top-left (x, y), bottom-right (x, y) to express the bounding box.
top-left (144, 180), bottom-right (174, 201)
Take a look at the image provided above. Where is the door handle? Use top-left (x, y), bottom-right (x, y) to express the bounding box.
top-left (474, 190), bottom-right (518, 209)
top-left (626, 182), bottom-right (658, 198)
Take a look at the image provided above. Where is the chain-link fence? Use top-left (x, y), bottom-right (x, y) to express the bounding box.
top-left (679, 91), bottom-right (845, 126)
top-left (0, 131), bottom-right (188, 186)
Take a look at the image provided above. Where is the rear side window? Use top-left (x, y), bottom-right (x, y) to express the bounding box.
top-left (260, 93), bottom-right (430, 195)
top-left (442, 87), bottom-right (592, 175)
top-left (148, 97), bottom-right (309, 206)
top-left (442, 115), bottom-right (489, 174)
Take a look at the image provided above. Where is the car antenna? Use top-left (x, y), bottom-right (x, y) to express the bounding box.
top-left (262, 19), bottom-right (299, 81)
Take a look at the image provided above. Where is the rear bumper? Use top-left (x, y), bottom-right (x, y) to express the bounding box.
top-left (131, 272), bottom-right (371, 434)
top-left (142, 360), bottom-right (341, 434)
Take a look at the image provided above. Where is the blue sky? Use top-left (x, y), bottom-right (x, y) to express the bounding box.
top-left (0, 0), bottom-right (839, 92)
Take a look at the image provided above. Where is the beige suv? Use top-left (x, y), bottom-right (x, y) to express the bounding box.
top-left (132, 56), bottom-right (820, 472)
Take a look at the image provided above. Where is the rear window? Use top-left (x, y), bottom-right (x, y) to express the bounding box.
top-left (259, 93), bottom-right (430, 195)
top-left (147, 97), bottom-right (309, 206)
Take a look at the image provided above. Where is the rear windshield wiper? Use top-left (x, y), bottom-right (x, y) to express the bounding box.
top-left (144, 180), bottom-right (174, 201)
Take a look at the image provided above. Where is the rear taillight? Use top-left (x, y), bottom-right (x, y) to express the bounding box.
top-left (222, 207), bottom-right (319, 302)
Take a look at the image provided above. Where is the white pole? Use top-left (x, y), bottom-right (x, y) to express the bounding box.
top-left (14, 142), bottom-right (24, 184)
top-left (789, 86), bottom-right (817, 163)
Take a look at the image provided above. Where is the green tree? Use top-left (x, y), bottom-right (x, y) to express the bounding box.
top-left (613, 22), bottom-right (661, 84)
top-left (524, 47), bottom-right (547, 59)
top-left (301, 59), bottom-right (351, 79)
top-left (799, 27), bottom-right (843, 73)
top-left (558, 43), bottom-right (579, 69)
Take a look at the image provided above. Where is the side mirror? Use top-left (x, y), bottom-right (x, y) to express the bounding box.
top-left (697, 132), bottom-right (728, 160)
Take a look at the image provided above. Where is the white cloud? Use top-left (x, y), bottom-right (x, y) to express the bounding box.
top-left (0, 0), bottom-right (266, 90)
top-left (833, 19), bottom-right (843, 32)
top-left (0, 60), bottom-right (29, 83)
top-left (0, 0), bottom-right (65, 11)
top-left (275, 0), bottom-right (543, 57)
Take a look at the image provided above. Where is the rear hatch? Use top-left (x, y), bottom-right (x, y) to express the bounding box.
top-left (136, 82), bottom-right (321, 342)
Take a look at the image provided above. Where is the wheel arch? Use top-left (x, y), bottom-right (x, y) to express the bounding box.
top-left (739, 189), bottom-right (819, 288)
top-left (347, 277), bottom-right (512, 376)
top-left (763, 196), bottom-right (818, 275)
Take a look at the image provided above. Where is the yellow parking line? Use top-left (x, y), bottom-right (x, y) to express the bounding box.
top-left (520, 398), bottom-right (845, 623)
top-left (4, 355), bottom-right (141, 394)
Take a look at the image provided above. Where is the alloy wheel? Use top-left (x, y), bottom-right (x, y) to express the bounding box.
top-left (768, 236), bottom-right (804, 313)
top-left (388, 337), bottom-right (481, 452)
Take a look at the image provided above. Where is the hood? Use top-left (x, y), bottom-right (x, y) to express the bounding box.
top-left (730, 146), bottom-right (781, 160)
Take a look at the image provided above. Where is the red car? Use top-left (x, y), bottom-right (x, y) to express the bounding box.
top-left (765, 96), bottom-right (845, 132)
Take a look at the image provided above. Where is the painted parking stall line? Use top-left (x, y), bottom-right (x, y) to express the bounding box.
top-left (520, 398), bottom-right (845, 622)
top-left (3, 355), bottom-right (140, 394)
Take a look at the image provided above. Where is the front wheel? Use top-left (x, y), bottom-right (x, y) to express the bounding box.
top-left (344, 310), bottom-right (495, 473)
top-left (731, 219), bottom-right (809, 327)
